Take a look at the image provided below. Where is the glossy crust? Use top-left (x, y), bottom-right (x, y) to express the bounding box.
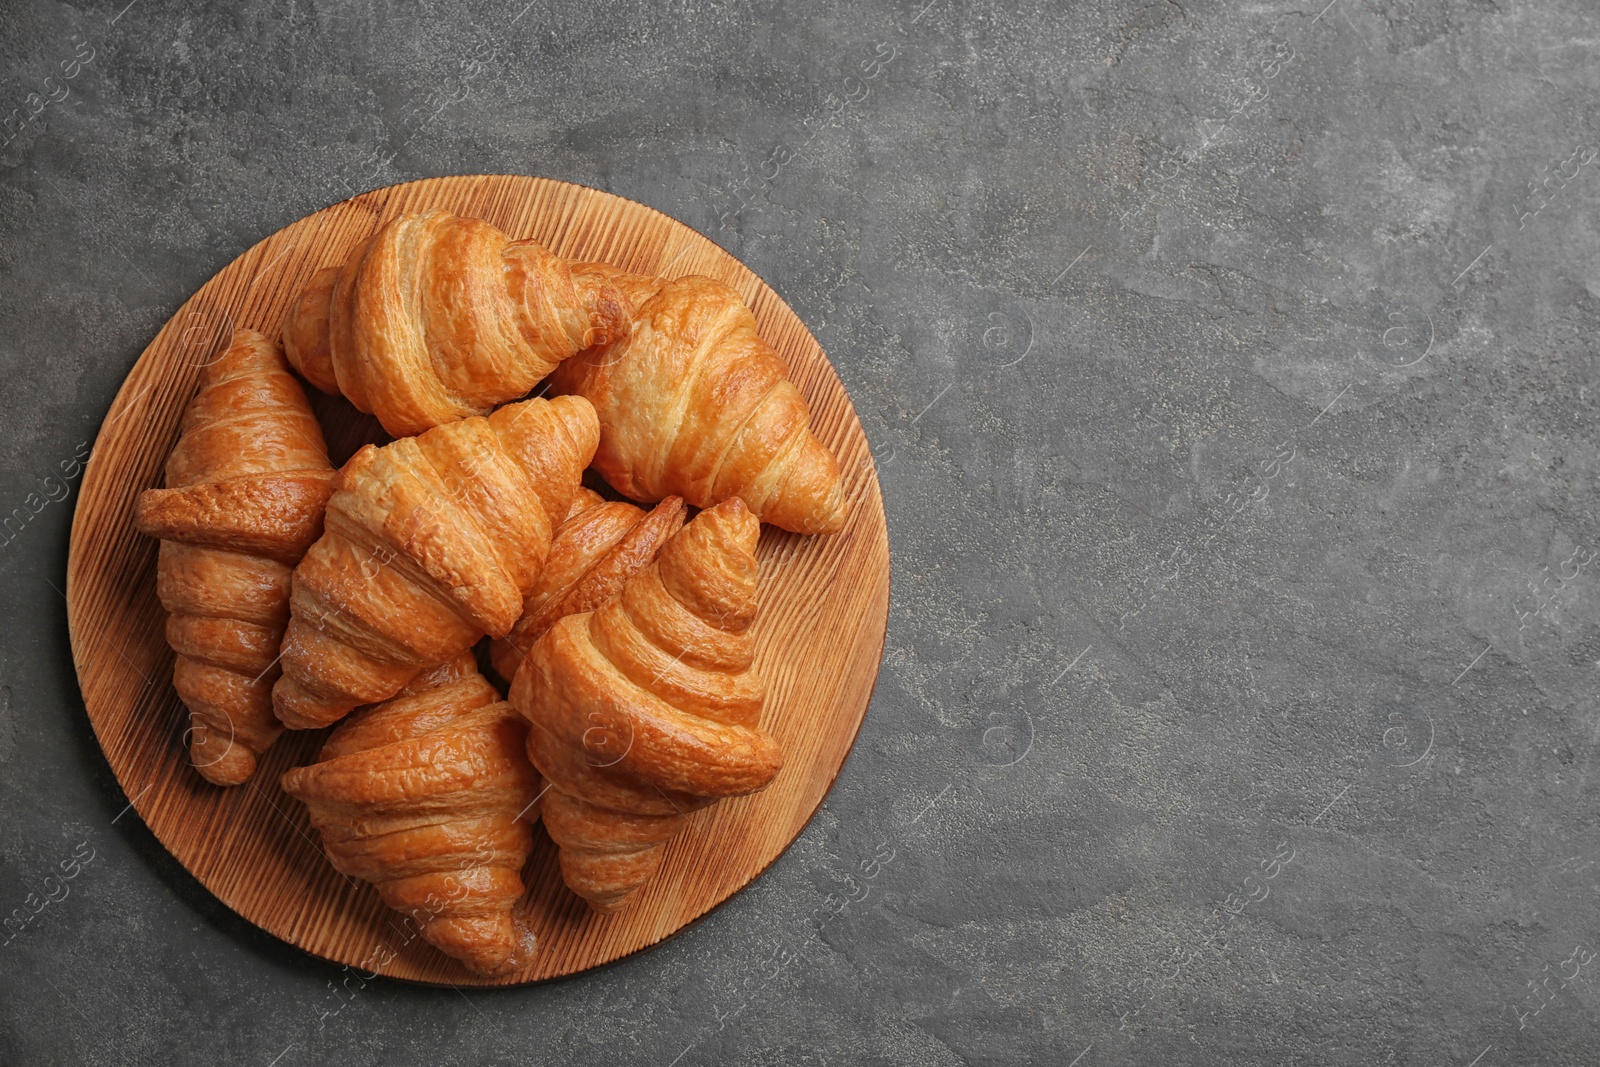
top-left (133, 330), bottom-right (336, 786)
top-left (272, 395), bottom-right (598, 730)
top-left (569, 261), bottom-right (664, 314)
top-left (283, 209), bottom-right (629, 438)
top-left (281, 655), bottom-right (544, 977)
top-left (488, 488), bottom-right (686, 687)
top-left (509, 498), bottom-right (782, 912)
top-left (549, 274), bottom-right (848, 535)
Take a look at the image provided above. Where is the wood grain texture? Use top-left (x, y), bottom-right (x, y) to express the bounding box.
top-left (65, 175), bottom-right (889, 986)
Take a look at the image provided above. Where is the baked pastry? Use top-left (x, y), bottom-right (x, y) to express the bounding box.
top-left (565, 260), bottom-right (664, 312)
top-left (509, 498), bottom-right (782, 911)
top-left (272, 395), bottom-right (598, 730)
top-left (549, 274), bottom-right (847, 535)
top-left (281, 654), bottom-right (543, 976)
top-left (281, 208), bottom-right (846, 532)
top-left (133, 329), bottom-right (336, 785)
top-left (283, 209), bottom-right (629, 437)
top-left (488, 488), bottom-right (686, 686)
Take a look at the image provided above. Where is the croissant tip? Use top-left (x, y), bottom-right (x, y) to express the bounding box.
top-left (583, 891), bottom-right (638, 915)
top-left (193, 753), bottom-right (257, 787)
top-left (698, 496), bottom-right (759, 548)
top-left (548, 391), bottom-right (598, 427)
top-left (272, 683), bottom-right (346, 731)
top-left (278, 765), bottom-right (306, 795)
top-left (456, 924), bottom-right (536, 978)
top-left (503, 916), bottom-right (539, 974)
top-left (131, 488), bottom-right (162, 535)
top-left (651, 497), bottom-right (688, 536)
top-left (810, 505), bottom-right (848, 536)
top-left (199, 328), bottom-right (278, 379)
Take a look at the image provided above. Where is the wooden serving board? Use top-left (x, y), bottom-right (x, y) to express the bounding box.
top-left (65, 175), bottom-right (889, 985)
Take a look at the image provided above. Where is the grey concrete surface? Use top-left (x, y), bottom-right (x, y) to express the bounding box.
top-left (2, 0), bottom-right (1598, 1063)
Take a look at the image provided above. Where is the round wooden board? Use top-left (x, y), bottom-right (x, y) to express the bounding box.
top-left (65, 175), bottom-right (889, 985)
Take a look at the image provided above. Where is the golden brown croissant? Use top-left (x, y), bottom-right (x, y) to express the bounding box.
top-left (509, 497), bottom-right (782, 912)
top-left (272, 394), bottom-right (598, 730)
top-left (133, 329), bottom-right (336, 786)
top-left (549, 274), bottom-right (847, 535)
top-left (488, 488), bottom-right (686, 687)
top-left (281, 654), bottom-right (543, 976)
top-left (283, 209), bottom-right (629, 438)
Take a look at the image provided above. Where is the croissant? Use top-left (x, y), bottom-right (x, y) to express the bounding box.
top-left (488, 488), bottom-right (686, 687)
top-left (133, 330), bottom-right (336, 786)
top-left (509, 497), bottom-right (782, 912)
top-left (272, 394), bottom-right (598, 730)
top-left (281, 654), bottom-right (543, 976)
top-left (283, 209), bottom-right (629, 438)
top-left (549, 274), bottom-right (848, 535)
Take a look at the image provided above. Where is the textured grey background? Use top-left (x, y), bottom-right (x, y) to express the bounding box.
top-left (2, 0), bottom-right (1598, 1063)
